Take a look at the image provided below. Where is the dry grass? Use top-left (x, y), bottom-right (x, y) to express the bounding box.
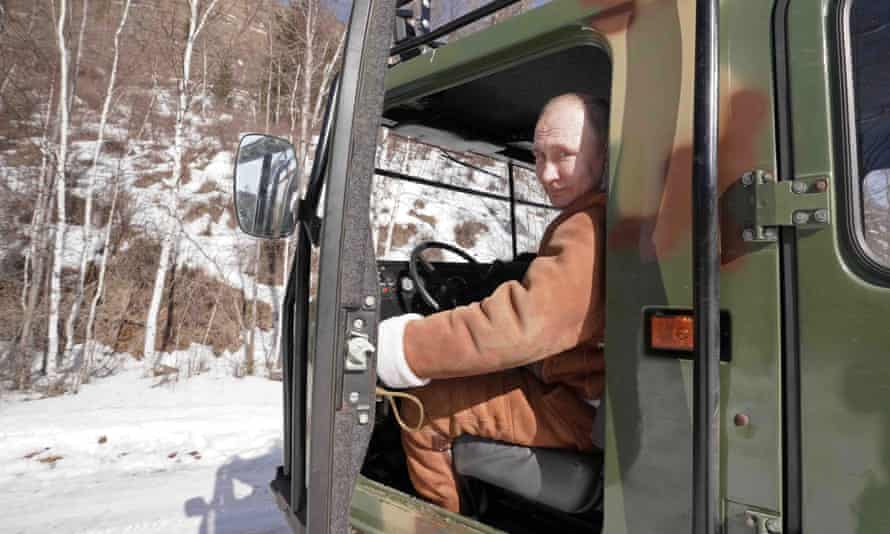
top-left (182, 195), bottom-right (228, 224)
top-left (454, 221), bottom-right (488, 249)
top-left (63, 191), bottom-right (115, 227)
top-left (391, 223), bottom-right (418, 249)
top-left (195, 181), bottom-right (226, 195)
top-left (408, 209), bottom-right (437, 227)
top-left (91, 240), bottom-right (275, 358)
top-left (132, 172), bottom-right (166, 189)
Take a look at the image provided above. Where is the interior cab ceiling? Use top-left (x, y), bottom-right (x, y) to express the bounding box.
top-left (383, 44), bottom-right (612, 164)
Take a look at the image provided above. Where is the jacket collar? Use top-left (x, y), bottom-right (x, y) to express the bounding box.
top-left (552, 191), bottom-right (608, 224)
top-left (539, 192), bottom-right (607, 249)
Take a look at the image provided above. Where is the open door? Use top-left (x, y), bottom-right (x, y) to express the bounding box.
top-left (268, 0), bottom-right (396, 531)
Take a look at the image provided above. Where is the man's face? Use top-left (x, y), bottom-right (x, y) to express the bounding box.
top-left (533, 98), bottom-right (605, 208)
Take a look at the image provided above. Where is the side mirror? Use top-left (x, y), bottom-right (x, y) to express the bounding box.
top-left (233, 134), bottom-right (299, 239)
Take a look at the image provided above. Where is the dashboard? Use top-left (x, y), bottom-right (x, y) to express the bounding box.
top-left (377, 255), bottom-right (535, 318)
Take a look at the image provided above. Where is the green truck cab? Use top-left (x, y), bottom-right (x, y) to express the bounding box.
top-left (231, 0), bottom-right (890, 532)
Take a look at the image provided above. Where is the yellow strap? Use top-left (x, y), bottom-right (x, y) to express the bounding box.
top-left (375, 386), bottom-right (425, 433)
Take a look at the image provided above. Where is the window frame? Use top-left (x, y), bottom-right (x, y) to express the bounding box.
top-left (834, 0), bottom-right (890, 283)
top-left (372, 160), bottom-right (555, 261)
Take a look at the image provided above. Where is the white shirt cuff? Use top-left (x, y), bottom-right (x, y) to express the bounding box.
top-left (376, 313), bottom-right (429, 389)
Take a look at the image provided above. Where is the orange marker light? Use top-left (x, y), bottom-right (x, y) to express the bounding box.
top-left (650, 314), bottom-right (695, 352)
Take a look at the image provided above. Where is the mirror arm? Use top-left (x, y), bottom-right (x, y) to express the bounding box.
top-left (297, 202), bottom-right (322, 246)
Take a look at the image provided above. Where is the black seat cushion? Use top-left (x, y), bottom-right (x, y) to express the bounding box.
top-left (452, 435), bottom-right (603, 514)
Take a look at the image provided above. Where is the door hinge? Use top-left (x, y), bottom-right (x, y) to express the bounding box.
top-left (743, 510), bottom-right (782, 534)
top-left (726, 501), bottom-right (782, 534)
top-left (738, 170), bottom-right (830, 243)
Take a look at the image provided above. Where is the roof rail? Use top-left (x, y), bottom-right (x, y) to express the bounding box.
top-left (390, 0), bottom-right (524, 58)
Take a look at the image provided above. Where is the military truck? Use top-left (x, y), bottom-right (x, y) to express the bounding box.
top-left (231, 0), bottom-right (890, 532)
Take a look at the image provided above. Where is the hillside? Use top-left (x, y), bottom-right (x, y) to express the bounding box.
top-left (0, 0), bottom-right (555, 392)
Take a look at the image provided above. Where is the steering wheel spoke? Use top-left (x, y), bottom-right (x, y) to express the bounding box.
top-left (418, 256), bottom-right (437, 275)
top-left (408, 241), bottom-right (482, 311)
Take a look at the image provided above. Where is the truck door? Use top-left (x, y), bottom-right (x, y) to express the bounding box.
top-left (269, 0), bottom-right (396, 531)
top-left (779, 1), bottom-right (890, 532)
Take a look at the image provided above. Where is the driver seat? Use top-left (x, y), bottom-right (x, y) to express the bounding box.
top-left (452, 436), bottom-right (603, 515)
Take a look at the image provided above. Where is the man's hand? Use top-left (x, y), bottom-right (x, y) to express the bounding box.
top-left (376, 313), bottom-right (430, 389)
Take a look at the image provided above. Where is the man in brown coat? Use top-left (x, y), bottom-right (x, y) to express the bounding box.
top-left (376, 93), bottom-right (608, 513)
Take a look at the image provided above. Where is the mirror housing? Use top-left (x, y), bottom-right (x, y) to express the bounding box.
top-left (233, 134), bottom-right (299, 239)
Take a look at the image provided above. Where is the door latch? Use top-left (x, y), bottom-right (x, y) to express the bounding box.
top-left (346, 335), bottom-right (375, 372)
top-left (738, 170), bottom-right (830, 243)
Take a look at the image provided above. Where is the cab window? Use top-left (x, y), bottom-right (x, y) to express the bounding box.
top-left (372, 133), bottom-right (556, 261)
top-left (848, 1), bottom-right (890, 267)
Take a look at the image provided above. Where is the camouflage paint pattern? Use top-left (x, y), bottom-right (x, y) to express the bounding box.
top-left (351, 476), bottom-right (502, 533)
top-left (599, 0), bottom-right (784, 531)
top-left (363, 0), bottom-right (890, 531)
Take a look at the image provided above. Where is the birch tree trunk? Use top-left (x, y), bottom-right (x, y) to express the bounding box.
top-left (143, 0), bottom-right (220, 371)
top-left (275, 237), bottom-right (289, 370)
top-left (275, 60), bottom-right (281, 126)
top-left (82, 175), bottom-right (119, 386)
top-left (68, 0), bottom-right (88, 112)
top-left (245, 240), bottom-right (261, 375)
top-left (246, 243), bottom-right (263, 375)
top-left (0, 64), bottom-right (14, 113)
top-left (47, 0), bottom-right (71, 375)
top-left (310, 32), bottom-right (345, 127)
top-left (201, 46), bottom-right (207, 117)
top-left (65, 0), bottom-right (131, 363)
top-left (13, 82), bottom-right (57, 388)
top-left (288, 64), bottom-right (301, 143)
top-left (264, 19), bottom-right (273, 132)
top-left (22, 82), bottom-right (56, 313)
top-left (296, 0), bottom-right (315, 181)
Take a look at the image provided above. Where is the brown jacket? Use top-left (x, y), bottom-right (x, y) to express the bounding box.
top-left (404, 192), bottom-right (606, 401)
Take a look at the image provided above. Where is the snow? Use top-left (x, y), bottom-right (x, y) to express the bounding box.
top-left (0, 360), bottom-right (288, 534)
top-left (186, 150), bottom-right (233, 194)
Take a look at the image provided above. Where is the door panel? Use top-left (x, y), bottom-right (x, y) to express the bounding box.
top-left (785, 1), bottom-right (890, 532)
top-left (603, 1), bottom-right (785, 531)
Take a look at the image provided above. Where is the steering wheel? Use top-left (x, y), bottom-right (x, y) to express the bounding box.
top-left (409, 241), bottom-right (482, 311)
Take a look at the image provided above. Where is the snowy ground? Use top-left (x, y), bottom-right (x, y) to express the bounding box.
top-left (0, 362), bottom-right (289, 534)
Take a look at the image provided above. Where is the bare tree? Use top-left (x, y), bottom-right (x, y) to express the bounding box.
top-left (12, 80), bottom-right (56, 389)
top-left (245, 240), bottom-right (261, 375)
top-left (77, 173), bottom-right (120, 392)
top-left (279, 0), bottom-right (345, 182)
top-left (287, 63), bottom-right (301, 142)
top-left (143, 0), bottom-right (220, 370)
top-left (264, 16), bottom-right (274, 132)
top-left (65, 0), bottom-right (132, 364)
top-left (47, 0), bottom-right (72, 374)
top-left (275, 58), bottom-right (282, 125)
top-left (68, 0), bottom-right (89, 112)
top-left (0, 2), bottom-right (38, 114)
